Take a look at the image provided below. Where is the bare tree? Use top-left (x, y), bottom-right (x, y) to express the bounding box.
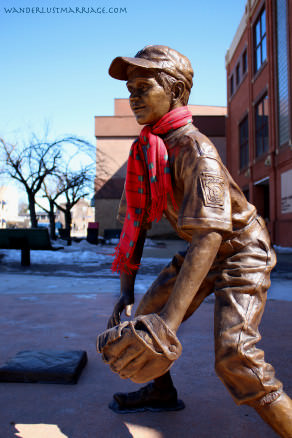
top-left (0, 134), bottom-right (92, 229)
top-left (1, 136), bottom-right (61, 227)
top-left (35, 174), bottom-right (66, 239)
top-left (52, 165), bottom-right (94, 244)
top-left (33, 140), bottom-right (95, 241)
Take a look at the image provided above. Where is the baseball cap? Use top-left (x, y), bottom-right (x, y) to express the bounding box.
top-left (109, 45), bottom-right (193, 91)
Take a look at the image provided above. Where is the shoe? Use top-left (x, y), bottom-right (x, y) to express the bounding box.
top-left (109, 382), bottom-right (185, 413)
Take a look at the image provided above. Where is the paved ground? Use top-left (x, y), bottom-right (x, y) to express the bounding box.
top-left (0, 240), bottom-right (291, 438)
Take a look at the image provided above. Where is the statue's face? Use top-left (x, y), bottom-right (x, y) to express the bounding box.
top-left (126, 67), bottom-right (172, 125)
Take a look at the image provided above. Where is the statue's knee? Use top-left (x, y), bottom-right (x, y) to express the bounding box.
top-left (214, 345), bottom-right (244, 380)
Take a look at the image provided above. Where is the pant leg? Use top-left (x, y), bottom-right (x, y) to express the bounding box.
top-left (214, 286), bottom-right (283, 406)
top-left (214, 217), bottom-right (283, 406)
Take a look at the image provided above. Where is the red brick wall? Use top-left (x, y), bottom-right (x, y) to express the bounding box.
top-left (226, 0), bottom-right (292, 246)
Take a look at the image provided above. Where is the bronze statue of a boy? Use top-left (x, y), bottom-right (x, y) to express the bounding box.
top-left (97, 45), bottom-right (292, 437)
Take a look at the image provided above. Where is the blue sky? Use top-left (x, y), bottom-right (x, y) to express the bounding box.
top-left (0, 0), bottom-right (246, 146)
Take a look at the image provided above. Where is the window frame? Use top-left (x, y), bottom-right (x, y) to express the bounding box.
top-left (242, 49), bottom-right (247, 76)
top-left (255, 93), bottom-right (269, 158)
top-left (254, 7), bottom-right (267, 74)
top-left (228, 46), bottom-right (248, 101)
top-left (236, 63), bottom-right (240, 86)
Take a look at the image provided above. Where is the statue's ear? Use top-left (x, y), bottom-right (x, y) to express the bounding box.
top-left (171, 81), bottom-right (186, 105)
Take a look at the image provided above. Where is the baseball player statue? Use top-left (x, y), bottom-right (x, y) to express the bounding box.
top-left (97, 45), bottom-right (292, 437)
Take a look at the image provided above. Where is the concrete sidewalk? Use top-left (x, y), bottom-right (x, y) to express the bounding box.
top-left (0, 240), bottom-right (291, 437)
top-left (0, 290), bottom-right (291, 438)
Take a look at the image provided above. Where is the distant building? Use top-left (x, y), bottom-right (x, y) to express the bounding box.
top-left (0, 185), bottom-right (94, 236)
top-left (0, 186), bottom-right (21, 228)
top-left (19, 199), bottom-right (94, 236)
top-left (19, 210), bottom-right (62, 230)
top-left (94, 98), bottom-right (226, 235)
top-left (226, 0), bottom-right (292, 246)
top-left (70, 198), bottom-right (95, 237)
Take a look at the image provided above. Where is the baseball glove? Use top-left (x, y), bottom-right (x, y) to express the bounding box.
top-left (96, 313), bottom-right (182, 383)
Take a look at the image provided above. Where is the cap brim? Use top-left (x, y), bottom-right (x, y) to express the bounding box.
top-left (109, 56), bottom-right (159, 80)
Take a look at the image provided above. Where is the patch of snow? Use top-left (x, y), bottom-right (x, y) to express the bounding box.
top-left (0, 242), bottom-right (170, 271)
top-left (68, 239), bottom-right (103, 252)
top-left (105, 238), bottom-right (119, 245)
top-left (141, 256), bottom-right (170, 264)
top-left (0, 248), bottom-right (107, 265)
top-left (144, 239), bottom-right (165, 247)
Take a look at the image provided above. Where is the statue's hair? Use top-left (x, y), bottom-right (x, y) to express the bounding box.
top-left (155, 71), bottom-right (191, 106)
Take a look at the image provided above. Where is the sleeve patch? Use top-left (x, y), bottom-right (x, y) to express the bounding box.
top-left (199, 172), bottom-right (225, 209)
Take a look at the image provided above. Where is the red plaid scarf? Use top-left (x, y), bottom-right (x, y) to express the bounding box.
top-left (112, 106), bottom-right (193, 274)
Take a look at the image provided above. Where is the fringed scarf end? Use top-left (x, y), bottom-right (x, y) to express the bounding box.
top-left (111, 245), bottom-right (140, 275)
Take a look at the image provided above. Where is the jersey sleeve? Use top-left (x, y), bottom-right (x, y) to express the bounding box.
top-left (177, 155), bottom-right (232, 233)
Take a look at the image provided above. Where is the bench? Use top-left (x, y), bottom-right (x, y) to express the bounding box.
top-left (103, 229), bottom-right (122, 242)
top-left (0, 228), bottom-right (64, 267)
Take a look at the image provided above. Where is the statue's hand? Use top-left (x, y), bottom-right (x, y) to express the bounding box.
top-left (97, 313), bottom-right (182, 384)
top-left (107, 295), bottom-right (134, 329)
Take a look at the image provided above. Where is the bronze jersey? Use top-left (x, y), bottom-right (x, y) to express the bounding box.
top-left (118, 123), bottom-right (256, 243)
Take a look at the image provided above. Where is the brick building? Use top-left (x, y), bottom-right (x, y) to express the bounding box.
top-left (94, 99), bottom-right (226, 235)
top-left (226, 0), bottom-right (292, 246)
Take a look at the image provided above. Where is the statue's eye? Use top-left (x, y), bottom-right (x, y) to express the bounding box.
top-left (139, 84), bottom-right (150, 92)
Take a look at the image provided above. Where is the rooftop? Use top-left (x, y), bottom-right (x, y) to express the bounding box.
top-left (225, 0), bottom-right (259, 67)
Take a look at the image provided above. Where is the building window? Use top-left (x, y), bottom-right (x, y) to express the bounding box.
top-left (236, 63), bottom-right (240, 85)
top-left (230, 75), bottom-right (234, 96)
top-left (276, 0), bottom-right (290, 146)
top-left (239, 116), bottom-right (249, 169)
top-left (242, 49), bottom-right (247, 75)
top-left (255, 94), bottom-right (269, 157)
top-left (254, 8), bottom-right (267, 73)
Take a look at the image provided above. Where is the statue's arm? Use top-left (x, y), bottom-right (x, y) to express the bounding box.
top-left (107, 228), bottom-right (147, 328)
top-left (159, 229), bottom-right (222, 333)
